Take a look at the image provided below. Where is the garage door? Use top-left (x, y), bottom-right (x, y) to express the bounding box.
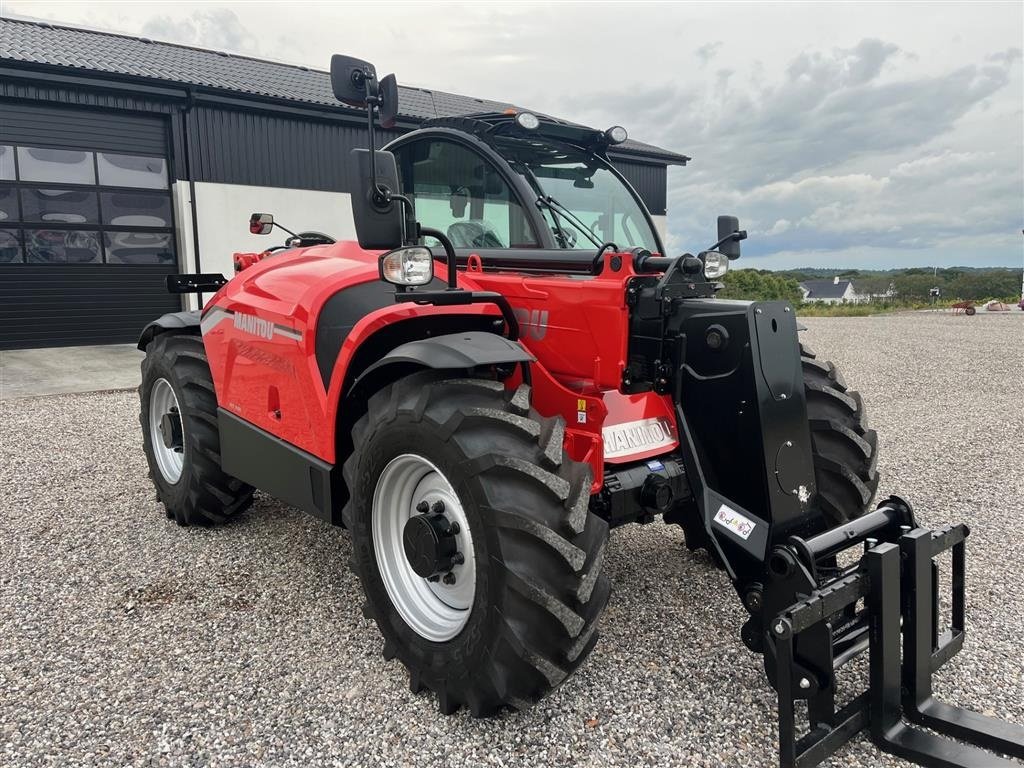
top-left (0, 104), bottom-right (180, 349)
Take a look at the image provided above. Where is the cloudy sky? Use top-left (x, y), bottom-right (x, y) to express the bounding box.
top-left (5, 1), bottom-right (1022, 269)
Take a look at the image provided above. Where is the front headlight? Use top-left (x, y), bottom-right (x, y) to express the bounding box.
top-left (379, 246), bottom-right (434, 286)
top-left (702, 251), bottom-right (729, 279)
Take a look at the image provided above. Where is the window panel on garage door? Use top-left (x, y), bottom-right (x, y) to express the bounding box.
top-left (101, 190), bottom-right (172, 227)
top-left (0, 184), bottom-right (17, 222)
top-left (0, 146), bottom-right (14, 180)
top-left (21, 188), bottom-right (99, 224)
top-left (97, 153), bottom-right (168, 189)
top-left (0, 229), bottom-right (21, 263)
top-left (17, 147), bottom-right (96, 184)
top-left (25, 230), bottom-right (103, 264)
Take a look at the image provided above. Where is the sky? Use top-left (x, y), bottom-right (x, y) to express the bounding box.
top-left (4, 1), bottom-right (1022, 270)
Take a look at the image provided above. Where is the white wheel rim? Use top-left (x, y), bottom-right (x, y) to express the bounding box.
top-left (372, 454), bottom-right (476, 642)
top-left (149, 378), bottom-right (184, 484)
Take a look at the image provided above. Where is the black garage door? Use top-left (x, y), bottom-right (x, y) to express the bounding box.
top-left (0, 103), bottom-right (180, 349)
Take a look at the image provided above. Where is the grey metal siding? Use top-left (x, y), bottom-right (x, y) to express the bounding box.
top-left (611, 160), bottom-right (667, 216)
top-left (0, 263), bottom-right (180, 348)
top-left (186, 106), bottom-right (671, 215)
top-left (187, 105), bottom-right (403, 192)
top-left (0, 99), bottom-right (170, 156)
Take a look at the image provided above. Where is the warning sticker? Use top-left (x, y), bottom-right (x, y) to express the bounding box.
top-left (577, 398), bottom-right (587, 411)
top-left (577, 411), bottom-right (587, 424)
top-left (713, 504), bottom-right (756, 541)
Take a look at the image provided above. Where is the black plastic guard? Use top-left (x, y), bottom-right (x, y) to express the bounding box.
top-left (137, 310), bottom-right (201, 350)
top-left (351, 331), bottom-right (533, 394)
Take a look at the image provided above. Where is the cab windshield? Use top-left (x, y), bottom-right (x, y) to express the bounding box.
top-left (495, 137), bottom-right (660, 252)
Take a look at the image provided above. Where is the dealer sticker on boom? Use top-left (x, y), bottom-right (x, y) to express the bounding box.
top-left (713, 504), bottom-right (756, 541)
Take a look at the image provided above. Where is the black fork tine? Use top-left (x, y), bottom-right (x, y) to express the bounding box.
top-left (900, 527), bottom-right (1024, 760)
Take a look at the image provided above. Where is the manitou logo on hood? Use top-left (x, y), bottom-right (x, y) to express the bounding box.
top-left (233, 312), bottom-right (275, 340)
top-left (602, 417), bottom-right (676, 459)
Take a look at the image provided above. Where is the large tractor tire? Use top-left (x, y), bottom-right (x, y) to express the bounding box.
top-left (343, 372), bottom-right (610, 716)
top-left (800, 342), bottom-right (880, 524)
top-left (139, 333), bottom-right (254, 526)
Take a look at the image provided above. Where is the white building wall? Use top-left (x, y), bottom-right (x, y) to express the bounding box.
top-left (172, 181), bottom-right (356, 308)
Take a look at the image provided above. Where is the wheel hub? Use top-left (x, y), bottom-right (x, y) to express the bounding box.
top-left (402, 506), bottom-right (464, 580)
top-left (148, 378), bottom-right (185, 484)
top-left (159, 409), bottom-right (183, 451)
top-left (372, 454), bottom-right (477, 642)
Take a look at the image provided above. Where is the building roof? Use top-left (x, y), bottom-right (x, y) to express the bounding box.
top-left (799, 279), bottom-right (854, 299)
top-left (0, 17), bottom-right (689, 165)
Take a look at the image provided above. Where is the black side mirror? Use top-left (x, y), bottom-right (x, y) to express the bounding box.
top-left (249, 213), bottom-right (274, 235)
top-left (347, 149), bottom-right (404, 249)
top-left (716, 215), bottom-right (746, 259)
top-left (331, 55), bottom-right (376, 107)
top-left (379, 74), bottom-right (399, 129)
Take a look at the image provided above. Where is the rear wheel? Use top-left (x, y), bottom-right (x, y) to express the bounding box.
top-left (343, 372), bottom-right (610, 716)
top-left (801, 342), bottom-right (880, 523)
top-left (139, 333), bottom-right (254, 526)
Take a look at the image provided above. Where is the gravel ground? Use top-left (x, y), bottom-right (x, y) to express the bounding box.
top-left (2, 312), bottom-right (1022, 768)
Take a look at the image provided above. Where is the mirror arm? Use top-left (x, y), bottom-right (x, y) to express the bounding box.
top-left (706, 229), bottom-right (747, 253)
top-left (272, 222), bottom-right (300, 240)
top-left (389, 193), bottom-right (418, 247)
top-left (364, 93), bottom-right (389, 206)
top-left (419, 227), bottom-right (459, 290)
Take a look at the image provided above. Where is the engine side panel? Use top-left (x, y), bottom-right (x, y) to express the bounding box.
top-left (201, 242), bottom-right (497, 463)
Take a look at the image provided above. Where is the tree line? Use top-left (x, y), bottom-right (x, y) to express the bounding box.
top-left (719, 267), bottom-right (1022, 304)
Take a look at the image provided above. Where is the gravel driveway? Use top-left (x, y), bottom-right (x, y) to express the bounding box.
top-left (2, 312), bottom-right (1022, 767)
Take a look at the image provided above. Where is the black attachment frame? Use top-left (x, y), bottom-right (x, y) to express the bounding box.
top-left (166, 273), bottom-right (227, 294)
top-left (773, 523), bottom-right (1024, 768)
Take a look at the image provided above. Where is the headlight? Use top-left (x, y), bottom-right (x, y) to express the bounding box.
top-left (379, 246), bottom-right (434, 286)
top-left (702, 251), bottom-right (729, 279)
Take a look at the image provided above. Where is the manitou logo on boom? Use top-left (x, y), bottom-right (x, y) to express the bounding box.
top-left (233, 312), bottom-right (275, 340)
top-left (512, 308), bottom-right (549, 340)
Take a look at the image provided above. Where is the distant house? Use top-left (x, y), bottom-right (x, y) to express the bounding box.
top-left (799, 276), bottom-right (865, 304)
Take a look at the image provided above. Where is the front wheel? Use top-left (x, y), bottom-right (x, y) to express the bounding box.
top-left (801, 342), bottom-right (880, 523)
top-left (139, 333), bottom-right (253, 526)
top-left (343, 372), bottom-right (610, 716)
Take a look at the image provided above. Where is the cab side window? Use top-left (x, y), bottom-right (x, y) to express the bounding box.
top-left (393, 139), bottom-right (537, 249)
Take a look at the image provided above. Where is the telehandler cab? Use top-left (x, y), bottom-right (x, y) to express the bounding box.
top-left (138, 54), bottom-right (1024, 767)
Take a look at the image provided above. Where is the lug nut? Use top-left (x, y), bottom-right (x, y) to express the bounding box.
top-left (449, 522), bottom-right (460, 535)
top-left (452, 552), bottom-right (465, 566)
top-left (430, 500), bottom-right (445, 515)
top-left (415, 501), bottom-right (429, 514)
top-left (443, 572), bottom-right (457, 585)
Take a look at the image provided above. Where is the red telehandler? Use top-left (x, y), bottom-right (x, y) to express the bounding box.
top-left (137, 55), bottom-right (1023, 767)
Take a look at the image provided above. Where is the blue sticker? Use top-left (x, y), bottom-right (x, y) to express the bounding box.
top-left (646, 460), bottom-right (665, 471)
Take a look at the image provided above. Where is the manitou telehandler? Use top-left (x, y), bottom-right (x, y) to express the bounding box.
top-left (137, 55), bottom-right (1023, 767)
